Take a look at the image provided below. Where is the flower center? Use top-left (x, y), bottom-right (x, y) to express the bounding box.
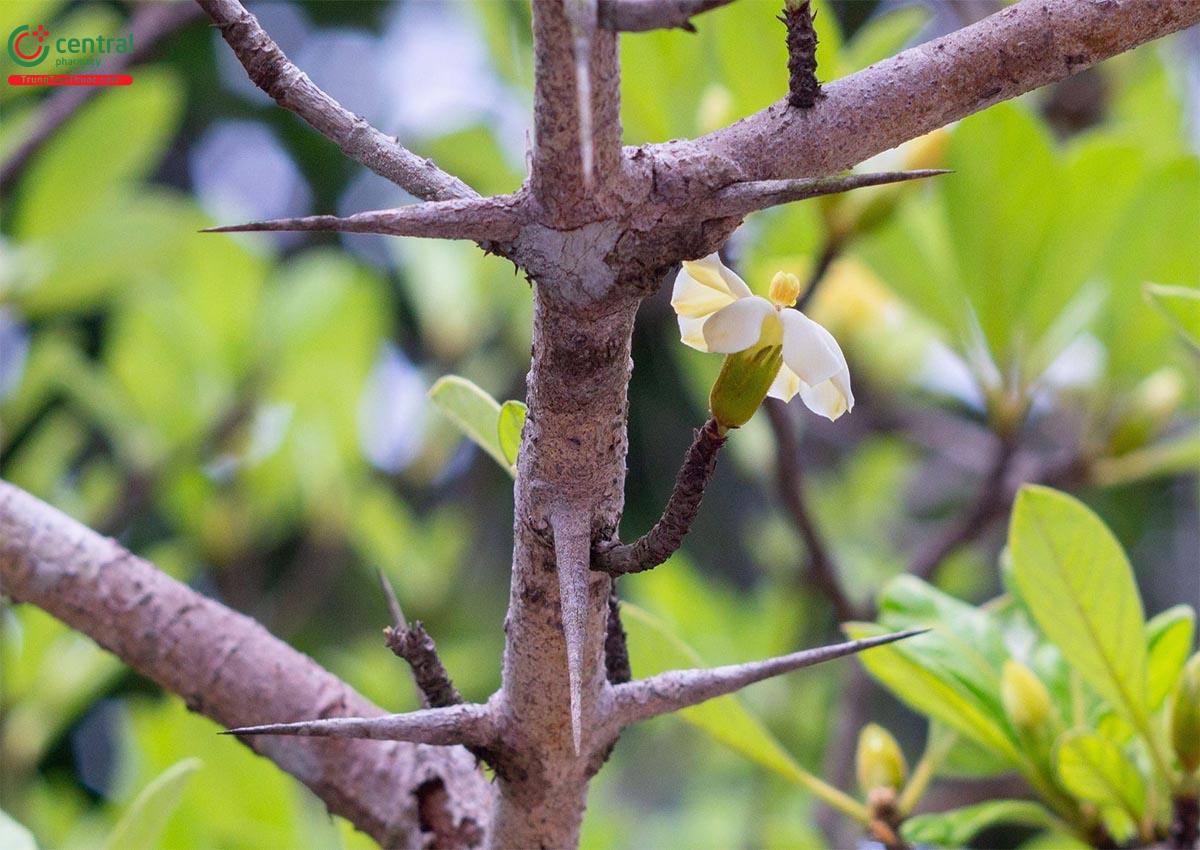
top-left (768, 271), bottom-right (802, 308)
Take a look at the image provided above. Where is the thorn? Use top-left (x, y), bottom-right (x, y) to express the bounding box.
top-left (378, 569), bottom-right (406, 629)
top-left (553, 509), bottom-right (592, 755)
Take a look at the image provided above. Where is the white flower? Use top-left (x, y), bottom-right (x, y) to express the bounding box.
top-left (670, 253), bottom-right (854, 421)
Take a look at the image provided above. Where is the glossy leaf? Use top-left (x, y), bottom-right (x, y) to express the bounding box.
top-left (102, 758), bottom-right (203, 850)
top-left (1146, 605), bottom-right (1196, 710)
top-left (901, 800), bottom-right (1061, 847)
top-left (1055, 730), bottom-right (1146, 821)
top-left (1008, 487), bottom-right (1148, 729)
top-left (497, 400), bottom-right (527, 473)
top-left (1144, 283), bottom-right (1200, 348)
top-left (428, 376), bottom-right (509, 472)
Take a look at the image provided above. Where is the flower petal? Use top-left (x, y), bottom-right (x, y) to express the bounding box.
top-left (681, 253), bottom-right (754, 300)
top-left (702, 297), bottom-right (776, 353)
top-left (799, 368), bottom-right (854, 421)
top-left (677, 313), bottom-right (709, 351)
top-left (767, 363), bottom-right (801, 402)
top-left (779, 308), bottom-right (847, 386)
top-left (672, 265), bottom-right (738, 319)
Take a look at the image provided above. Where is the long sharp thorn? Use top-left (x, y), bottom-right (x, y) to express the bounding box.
top-left (565, 0), bottom-right (598, 188)
top-left (553, 510), bottom-right (592, 755)
top-left (378, 569), bottom-right (407, 630)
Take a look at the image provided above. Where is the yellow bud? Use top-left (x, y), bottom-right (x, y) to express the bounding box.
top-left (1001, 660), bottom-right (1053, 731)
top-left (1170, 654), bottom-right (1200, 775)
top-left (709, 344), bottom-right (782, 430)
top-left (856, 723), bottom-right (907, 793)
top-left (768, 271), bottom-right (802, 308)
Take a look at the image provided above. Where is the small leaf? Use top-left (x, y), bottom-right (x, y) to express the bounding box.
top-left (0, 809), bottom-right (37, 850)
top-left (901, 800), bottom-right (1061, 847)
top-left (1055, 730), bottom-right (1145, 821)
top-left (497, 400), bottom-right (526, 473)
top-left (428, 376), bottom-right (509, 472)
top-left (1008, 487), bottom-right (1148, 730)
top-left (102, 757), bottom-right (202, 850)
top-left (1146, 605), bottom-right (1195, 709)
top-left (1144, 283), bottom-right (1200, 348)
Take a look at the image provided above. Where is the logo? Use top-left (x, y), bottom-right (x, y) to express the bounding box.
top-left (8, 24), bottom-right (50, 67)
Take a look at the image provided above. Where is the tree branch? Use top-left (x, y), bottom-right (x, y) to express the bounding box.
top-left (0, 481), bottom-right (492, 848)
top-left (782, 0), bottom-right (821, 109)
top-left (592, 418), bottom-right (727, 576)
top-left (764, 400), bottom-right (860, 622)
top-left (651, 0), bottom-right (1200, 184)
top-left (598, 0), bottom-right (735, 32)
top-left (611, 629), bottom-right (925, 727)
top-left (195, 0), bottom-right (476, 202)
top-left (201, 193), bottom-right (527, 242)
top-left (226, 703), bottom-right (497, 747)
top-left (604, 587), bottom-right (632, 684)
top-left (379, 572), bottom-right (464, 710)
top-left (694, 170), bottom-right (947, 221)
top-left (0, 3), bottom-right (200, 193)
top-left (530, 0), bottom-right (623, 215)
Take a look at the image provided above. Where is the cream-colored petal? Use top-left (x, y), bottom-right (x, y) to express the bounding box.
top-left (798, 367), bottom-right (854, 421)
top-left (681, 253), bottom-right (754, 300)
top-left (779, 308), bottom-right (846, 386)
top-left (701, 297), bottom-right (775, 353)
top-left (767, 363), bottom-right (801, 402)
top-left (671, 263), bottom-right (739, 319)
top-left (677, 313), bottom-right (709, 351)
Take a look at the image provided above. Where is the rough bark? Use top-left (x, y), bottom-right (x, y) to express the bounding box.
top-left (0, 481), bottom-right (492, 849)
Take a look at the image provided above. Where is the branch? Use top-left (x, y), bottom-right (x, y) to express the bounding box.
top-left (201, 193), bottom-right (526, 242)
top-left (604, 587), bottom-right (632, 684)
top-left (530, 0), bottom-right (623, 214)
top-left (592, 418), bottom-right (727, 576)
top-left (379, 572), bottom-right (464, 710)
top-left (782, 0), bottom-right (821, 109)
top-left (0, 3), bottom-right (200, 194)
top-left (694, 170), bottom-right (948, 221)
top-left (652, 0), bottom-right (1200, 184)
top-left (764, 401), bottom-right (860, 622)
top-left (0, 481), bottom-right (492, 848)
top-left (611, 629), bottom-right (926, 727)
top-left (598, 0), bottom-right (735, 32)
top-left (195, 0), bottom-right (476, 202)
top-left (226, 703), bottom-right (496, 747)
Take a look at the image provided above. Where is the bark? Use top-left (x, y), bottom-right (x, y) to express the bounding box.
top-left (0, 481), bottom-right (492, 849)
top-left (598, 0), bottom-right (736, 32)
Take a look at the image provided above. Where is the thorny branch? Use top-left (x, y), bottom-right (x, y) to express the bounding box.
top-left (782, 0), bottom-right (822, 109)
top-left (592, 418), bottom-right (727, 576)
top-left (0, 2), bottom-right (200, 193)
top-left (598, 0), bottom-right (736, 32)
top-left (696, 170), bottom-right (948, 221)
top-left (195, 0), bottom-right (476, 202)
top-left (379, 572), bottom-right (464, 710)
top-left (227, 703), bottom-right (497, 747)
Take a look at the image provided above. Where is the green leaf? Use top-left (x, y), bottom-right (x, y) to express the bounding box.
top-left (1008, 487), bottom-right (1148, 730)
top-left (901, 800), bottom-right (1061, 847)
top-left (427, 376), bottom-right (509, 473)
top-left (497, 400), bottom-right (526, 473)
top-left (0, 809), bottom-right (37, 850)
top-left (1146, 605), bottom-right (1195, 710)
top-left (843, 621), bottom-right (1021, 764)
top-left (622, 604), bottom-right (868, 821)
top-left (1144, 283), bottom-right (1200, 348)
top-left (1055, 730), bottom-right (1146, 821)
top-left (1091, 428), bottom-right (1200, 487)
top-left (102, 757), bottom-right (202, 850)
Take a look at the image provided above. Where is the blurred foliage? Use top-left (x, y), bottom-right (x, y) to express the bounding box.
top-left (1, 1), bottom-right (1197, 848)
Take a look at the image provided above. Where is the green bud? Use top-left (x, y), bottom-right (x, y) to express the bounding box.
top-left (1170, 654), bottom-right (1200, 775)
top-left (709, 344), bottom-right (782, 430)
top-left (1001, 660), bottom-right (1053, 732)
top-left (856, 723), bottom-right (907, 793)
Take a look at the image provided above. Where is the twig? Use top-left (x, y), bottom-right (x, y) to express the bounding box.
top-left (599, 0), bottom-right (736, 32)
top-left (0, 3), bottom-right (200, 193)
top-left (0, 481), bottom-right (492, 846)
top-left (782, 0), bottom-right (822, 109)
top-left (202, 193), bottom-right (526, 242)
top-left (379, 572), bottom-right (464, 710)
top-left (611, 629), bottom-right (926, 727)
top-left (225, 703), bottom-right (497, 747)
top-left (764, 400), bottom-right (860, 622)
top-left (697, 170), bottom-right (948, 221)
top-left (604, 587), bottom-right (632, 684)
top-left (195, 0), bottom-right (475, 202)
top-left (592, 419), bottom-right (727, 575)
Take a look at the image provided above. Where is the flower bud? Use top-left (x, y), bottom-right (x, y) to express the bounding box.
top-left (1170, 654), bottom-right (1200, 775)
top-left (768, 271), bottom-right (802, 308)
top-left (709, 344), bottom-right (782, 430)
top-left (1001, 660), bottom-right (1053, 732)
top-left (1109, 368), bottom-right (1185, 454)
top-left (856, 723), bottom-right (907, 794)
